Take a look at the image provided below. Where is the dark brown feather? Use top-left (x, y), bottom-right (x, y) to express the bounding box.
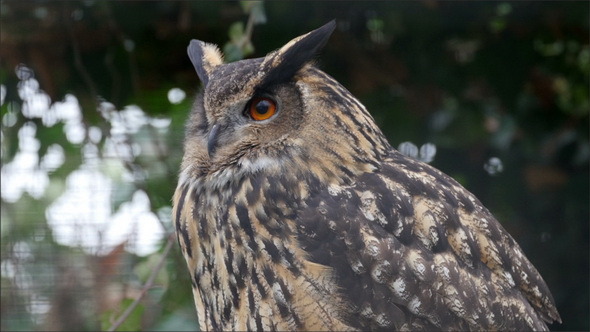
top-left (173, 21), bottom-right (561, 331)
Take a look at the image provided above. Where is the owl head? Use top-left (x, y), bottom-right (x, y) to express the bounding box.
top-left (182, 21), bottom-right (390, 186)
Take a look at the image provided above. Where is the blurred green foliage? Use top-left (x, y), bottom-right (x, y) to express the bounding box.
top-left (1, 1), bottom-right (588, 331)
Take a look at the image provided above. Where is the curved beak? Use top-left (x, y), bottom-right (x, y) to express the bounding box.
top-left (207, 124), bottom-right (220, 158)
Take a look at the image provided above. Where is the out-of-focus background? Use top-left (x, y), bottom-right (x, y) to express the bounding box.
top-left (1, 1), bottom-right (588, 331)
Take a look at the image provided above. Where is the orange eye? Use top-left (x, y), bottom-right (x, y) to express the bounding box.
top-left (248, 97), bottom-right (277, 121)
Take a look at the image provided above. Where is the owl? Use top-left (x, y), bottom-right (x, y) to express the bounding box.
top-left (173, 21), bottom-right (561, 331)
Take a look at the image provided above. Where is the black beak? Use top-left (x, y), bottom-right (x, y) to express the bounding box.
top-left (207, 124), bottom-right (220, 157)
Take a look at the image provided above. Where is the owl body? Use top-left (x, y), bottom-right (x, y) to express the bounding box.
top-left (173, 21), bottom-right (560, 331)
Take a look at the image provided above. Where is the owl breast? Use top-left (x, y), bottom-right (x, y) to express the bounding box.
top-left (175, 168), bottom-right (357, 331)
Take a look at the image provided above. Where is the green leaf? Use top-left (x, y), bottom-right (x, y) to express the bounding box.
top-left (223, 42), bottom-right (244, 62)
top-left (244, 1), bottom-right (267, 25)
top-left (134, 253), bottom-right (169, 289)
top-left (496, 2), bottom-right (512, 16)
top-left (227, 21), bottom-right (244, 42)
top-left (100, 299), bottom-right (145, 332)
top-left (243, 41), bottom-right (255, 58)
top-left (152, 307), bottom-right (199, 331)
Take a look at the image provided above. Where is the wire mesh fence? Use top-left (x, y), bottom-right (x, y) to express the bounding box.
top-left (1, 64), bottom-right (195, 331)
top-left (1, 2), bottom-right (588, 331)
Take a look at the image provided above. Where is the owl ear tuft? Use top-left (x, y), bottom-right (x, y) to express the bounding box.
top-left (261, 20), bottom-right (336, 87)
top-left (188, 40), bottom-right (224, 86)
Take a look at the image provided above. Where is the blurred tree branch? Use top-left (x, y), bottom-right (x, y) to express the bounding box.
top-left (106, 233), bottom-right (175, 332)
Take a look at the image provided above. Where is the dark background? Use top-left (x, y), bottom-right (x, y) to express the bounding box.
top-left (1, 1), bottom-right (588, 331)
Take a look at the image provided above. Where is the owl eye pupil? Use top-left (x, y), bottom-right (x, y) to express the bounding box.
top-left (248, 96), bottom-right (277, 121)
top-left (256, 100), bottom-right (270, 114)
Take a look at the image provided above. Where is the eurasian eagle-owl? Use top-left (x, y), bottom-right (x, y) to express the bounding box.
top-left (173, 21), bottom-right (561, 331)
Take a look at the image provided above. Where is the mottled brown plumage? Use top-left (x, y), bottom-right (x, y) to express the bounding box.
top-left (173, 21), bottom-right (561, 331)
